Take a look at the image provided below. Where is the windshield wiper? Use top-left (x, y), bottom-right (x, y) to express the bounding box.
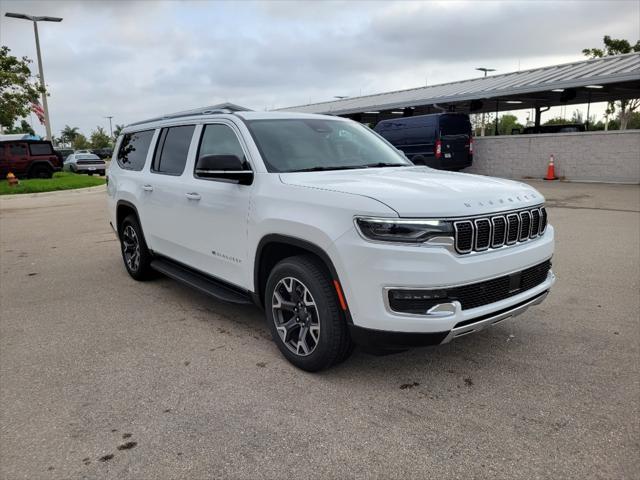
top-left (289, 165), bottom-right (364, 173)
top-left (362, 162), bottom-right (410, 168)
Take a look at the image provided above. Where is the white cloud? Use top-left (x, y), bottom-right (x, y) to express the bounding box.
top-left (0, 0), bottom-right (637, 137)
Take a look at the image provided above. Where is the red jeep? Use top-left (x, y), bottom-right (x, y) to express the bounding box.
top-left (0, 140), bottom-right (63, 179)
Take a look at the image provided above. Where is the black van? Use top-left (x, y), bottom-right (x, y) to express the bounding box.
top-left (374, 113), bottom-right (473, 170)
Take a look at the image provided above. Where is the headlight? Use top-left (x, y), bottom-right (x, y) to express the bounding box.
top-left (355, 217), bottom-right (454, 243)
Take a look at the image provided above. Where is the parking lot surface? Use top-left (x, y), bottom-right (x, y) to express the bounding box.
top-left (1, 181), bottom-right (638, 479)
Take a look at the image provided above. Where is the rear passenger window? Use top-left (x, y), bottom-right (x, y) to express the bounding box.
top-left (29, 143), bottom-right (53, 155)
top-left (10, 144), bottom-right (27, 156)
top-left (197, 124), bottom-right (246, 164)
top-left (152, 125), bottom-right (195, 175)
top-left (117, 130), bottom-right (154, 171)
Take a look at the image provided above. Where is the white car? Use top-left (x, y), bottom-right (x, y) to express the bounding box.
top-left (65, 153), bottom-right (106, 175)
top-left (107, 107), bottom-right (555, 371)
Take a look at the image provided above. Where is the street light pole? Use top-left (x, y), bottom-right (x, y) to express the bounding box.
top-left (105, 116), bottom-right (114, 138)
top-left (5, 13), bottom-right (63, 141)
top-left (475, 67), bottom-right (496, 136)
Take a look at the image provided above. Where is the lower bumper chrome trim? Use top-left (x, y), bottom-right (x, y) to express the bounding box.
top-left (441, 290), bottom-right (549, 343)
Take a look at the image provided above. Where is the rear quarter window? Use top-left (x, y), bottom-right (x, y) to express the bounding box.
top-left (28, 143), bottom-right (53, 156)
top-left (440, 115), bottom-right (471, 136)
top-left (117, 130), bottom-right (154, 171)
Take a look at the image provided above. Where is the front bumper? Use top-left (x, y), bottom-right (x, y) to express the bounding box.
top-left (331, 224), bottom-right (555, 335)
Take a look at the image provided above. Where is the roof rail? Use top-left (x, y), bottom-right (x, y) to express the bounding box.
top-left (127, 103), bottom-right (252, 128)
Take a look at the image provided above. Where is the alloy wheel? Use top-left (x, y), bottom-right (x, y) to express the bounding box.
top-left (272, 277), bottom-right (320, 356)
top-left (122, 225), bottom-right (141, 272)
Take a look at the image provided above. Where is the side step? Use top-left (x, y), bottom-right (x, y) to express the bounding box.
top-left (150, 258), bottom-right (252, 305)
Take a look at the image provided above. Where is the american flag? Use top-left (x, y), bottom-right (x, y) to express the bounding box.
top-left (30, 101), bottom-right (46, 125)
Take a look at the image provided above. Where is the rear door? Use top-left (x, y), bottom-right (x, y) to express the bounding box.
top-left (438, 115), bottom-right (472, 168)
top-left (8, 143), bottom-right (30, 176)
top-left (0, 144), bottom-right (7, 176)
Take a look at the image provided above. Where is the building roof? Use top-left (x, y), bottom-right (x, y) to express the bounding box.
top-left (278, 52), bottom-right (640, 116)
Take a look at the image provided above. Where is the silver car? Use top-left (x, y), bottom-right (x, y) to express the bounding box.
top-left (64, 153), bottom-right (106, 176)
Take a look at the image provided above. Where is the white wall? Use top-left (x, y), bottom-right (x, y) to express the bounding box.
top-left (467, 130), bottom-right (640, 184)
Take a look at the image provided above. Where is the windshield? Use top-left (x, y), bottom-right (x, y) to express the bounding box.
top-left (246, 118), bottom-right (412, 173)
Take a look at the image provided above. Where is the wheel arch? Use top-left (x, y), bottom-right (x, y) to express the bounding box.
top-left (27, 161), bottom-right (54, 176)
top-left (253, 234), bottom-right (350, 321)
top-left (115, 200), bottom-right (140, 237)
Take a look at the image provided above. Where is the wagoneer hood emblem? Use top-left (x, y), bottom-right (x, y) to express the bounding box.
top-left (280, 166), bottom-right (542, 217)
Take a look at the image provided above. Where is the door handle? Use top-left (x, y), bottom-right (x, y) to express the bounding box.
top-left (142, 185), bottom-right (153, 192)
top-left (185, 192), bottom-right (201, 201)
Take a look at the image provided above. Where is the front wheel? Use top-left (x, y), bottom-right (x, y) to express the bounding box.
top-left (265, 255), bottom-right (353, 371)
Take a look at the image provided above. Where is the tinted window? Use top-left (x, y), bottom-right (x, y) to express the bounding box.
top-left (0, 146), bottom-right (5, 160)
top-left (29, 143), bottom-right (53, 155)
top-left (117, 130), bottom-right (154, 171)
top-left (440, 115), bottom-right (471, 136)
top-left (10, 144), bottom-right (27, 156)
top-left (198, 124), bottom-right (246, 164)
top-left (152, 125), bottom-right (195, 175)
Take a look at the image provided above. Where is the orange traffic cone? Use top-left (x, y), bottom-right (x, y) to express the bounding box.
top-left (6, 172), bottom-right (19, 187)
top-left (544, 155), bottom-right (557, 181)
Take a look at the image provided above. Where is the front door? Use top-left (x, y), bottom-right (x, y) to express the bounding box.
top-left (178, 122), bottom-right (253, 289)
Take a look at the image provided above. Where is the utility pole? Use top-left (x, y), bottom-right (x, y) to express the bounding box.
top-left (475, 67), bottom-right (496, 136)
top-left (105, 116), bottom-right (114, 138)
top-left (5, 13), bottom-right (63, 140)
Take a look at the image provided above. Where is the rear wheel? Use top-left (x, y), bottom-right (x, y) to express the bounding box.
top-left (119, 215), bottom-right (154, 280)
top-left (265, 255), bottom-right (353, 371)
top-left (29, 164), bottom-right (53, 179)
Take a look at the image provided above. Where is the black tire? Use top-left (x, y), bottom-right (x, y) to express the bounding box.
top-left (98, 170), bottom-right (106, 176)
top-left (88, 172), bottom-right (94, 176)
top-left (29, 164), bottom-right (53, 179)
top-left (411, 155), bottom-right (427, 165)
top-left (119, 214), bottom-right (154, 281)
top-left (265, 255), bottom-right (353, 371)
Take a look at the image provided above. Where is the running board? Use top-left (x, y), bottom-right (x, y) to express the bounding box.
top-left (150, 258), bottom-right (252, 304)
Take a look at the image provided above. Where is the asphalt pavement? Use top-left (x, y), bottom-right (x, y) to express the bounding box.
top-left (0, 180), bottom-right (638, 479)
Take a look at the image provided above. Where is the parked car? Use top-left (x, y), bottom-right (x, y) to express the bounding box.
top-left (65, 153), bottom-right (106, 175)
top-left (0, 139), bottom-right (63, 178)
top-left (107, 109), bottom-right (554, 371)
top-left (91, 148), bottom-right (113, 159)
top-left (374, 113), bottom-right (473, 170)
top-left (54, 148), bottom-right (74, 162)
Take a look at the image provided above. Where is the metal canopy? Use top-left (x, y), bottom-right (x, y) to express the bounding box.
top-left (278, 53), bottom-right (640, 120)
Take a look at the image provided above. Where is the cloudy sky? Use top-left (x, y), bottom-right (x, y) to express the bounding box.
top-left (1, 0), bottom-right (639, 137)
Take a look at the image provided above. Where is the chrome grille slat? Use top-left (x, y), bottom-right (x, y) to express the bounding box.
top-left (454, 207), bottom-right (547, 255)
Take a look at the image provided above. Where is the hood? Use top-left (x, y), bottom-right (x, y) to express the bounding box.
top-left (279, 167), bottom-right (544, 217)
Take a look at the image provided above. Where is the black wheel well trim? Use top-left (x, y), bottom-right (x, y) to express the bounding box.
top-left (253, 234), bottom-right (353, 324)
top-left (115, 200), bottom-right (141, 237)
top-left (28, 161), bottom-right (55, 172)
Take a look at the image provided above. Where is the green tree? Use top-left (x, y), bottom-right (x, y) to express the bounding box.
top-left (72, 133), bottom-right (90, 150)
top-left (90, 126), bottom-right (111, 148)
top-left (497, 114), bottom-right (523, 135)
top-left (543, 117), bottom-right (570, 126)
top-left (113, 124), bottom-right (125, 138)
top-left (583, 36), bottom-right (640, 129)
top-left (60, 125), bottom-right (79, 146)
top-left (0, 46), bottom-right (46, 129)
top-left (5, 120), bottom-right (35, 135)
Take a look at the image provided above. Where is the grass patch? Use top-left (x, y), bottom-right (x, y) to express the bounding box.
top-left (0, 172), bottom-right (105, 195)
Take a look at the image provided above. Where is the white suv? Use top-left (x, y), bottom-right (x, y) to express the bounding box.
top-left (107, 106), bottom-right (555, 371)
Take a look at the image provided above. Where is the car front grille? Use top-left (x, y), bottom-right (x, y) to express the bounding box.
top-left (454, 206), bottom-right (547, 254)
top-left (387, 259), bottom-right (552, 314)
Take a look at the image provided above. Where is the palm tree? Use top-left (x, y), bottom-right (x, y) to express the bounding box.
top-left (113, 124), bottom-right (125, 138)
top-left (60, 125), bottom-right (79, 147)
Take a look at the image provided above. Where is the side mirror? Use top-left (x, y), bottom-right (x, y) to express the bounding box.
top-left (195, 154), bottom-right (253, 185)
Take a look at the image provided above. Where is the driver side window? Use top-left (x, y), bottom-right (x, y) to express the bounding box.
top-left (198, 124), bottom-right (247, 167)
